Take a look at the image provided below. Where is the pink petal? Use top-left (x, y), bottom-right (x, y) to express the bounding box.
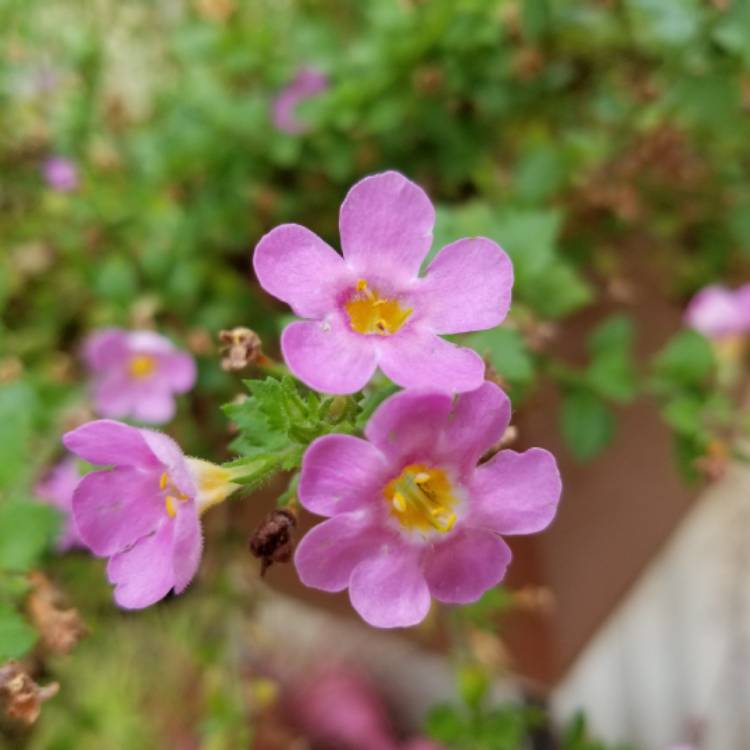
top-left (127, 331), bottom-right (177, 355)
top-left (339, 172), bottom-right (435, 280)
top-left (378, 331), bottom-right (485, 393)
top-left (159, 350), bottom-right (197, 393)
top-left (424, 528), bottom-right (511, 604)
top-left (349, 543), bottom-right (431, 628)
top-left (107, 521), bottom-right (176, 609)
top-left (438, 382), bottom-right (510, 475)
top-left (299, 434), bottom-right (389, 517)
top-left (470, 448), bottom-right (561, 535)
top-left (364, 389), bottom-right (453, 465)
top-left (254, 224), bottom-right (352, 318)
top-left (171, 502), bottom-right (203, 594)
top-left (281, 319), bottom-right (378, 394)
top-left (91, 373), bottom-right (135, 419)
top-left (130, 387), bottom-right (177, 425)
top-left (72, 467), bottom-right (164, 556)
top-left (82, 328), bottom-right (128, 371)
top-left (684, 285), bottom-right (745, 337)
top-left (63, 420), bottom-right (156, 468)
top-left (419, 237), bottom-right (513, 334)
top-left (140, 429), bottom-right (195, 497)
top-left (295, 514), bottom-right (393, 592)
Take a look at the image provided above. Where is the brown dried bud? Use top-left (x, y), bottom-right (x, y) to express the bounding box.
top-left (219, 327), bottom-right (263, 372)
top-left (26, 572), bottom-right (87, 656)
top-left (249, 509), bottom-right (297, 576)
top-left (0, 661), bottom-right (58, 729)
top-left (195, 0), bottom-right (236, 22)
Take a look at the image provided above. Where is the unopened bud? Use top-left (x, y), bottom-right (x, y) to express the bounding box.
top-left (219, 327), bottom-right (263, 372)
top-left (249, 508), bottom-right (297, 576)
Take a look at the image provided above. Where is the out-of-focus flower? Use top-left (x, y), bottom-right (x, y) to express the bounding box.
top-left (271, 66), bottom-right (328, 134)
top-left (41, 156), bottom-right (78, 192)
top-left (34, 457), bottom-right (83, 551)
top-left (63, 420), bottom-right (239, 609)
top-left (294, 382), bottom-right (561, 628)
top-left (83, 329), bottom-right (196, 424)
top-left (287, 667), bottom-right (398, 750)
top-left (684, 284), bottom-right (750, 338)
top-left (254, 171), bottom-right (513, 394)
top-left (401, 740), bottom-right (445, 750)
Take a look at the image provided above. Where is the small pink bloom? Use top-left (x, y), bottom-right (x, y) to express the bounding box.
top-left (684, 284), bottom-right (750, 338)
top-left (254, 171), bottom-right (513, 394)
top-left (288, 667), bottom-right (398, 750)
top-left (294, 381), bottom-right (561, 628)
top-left (63, 420), bottom-right (238, 609)
top-left (272, 66), bottom-right (328, 134)
top-left (42, 156), bottom-right (78, 192)
top-left (34, 457), bottom-right (84, 551)
top-left (83, 328), bottom-right (196, 424)
top-left (401, 741), bottom-right (445, 750)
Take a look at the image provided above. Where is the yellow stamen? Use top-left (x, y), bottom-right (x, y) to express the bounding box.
top-left (383, 463), bottom-right (458, 533)
top-left (128, 354), bottom-right (156, 379)
top-left (160, 472), bottom-right (189, 518)
top-left (345, 279), bottom-right (412, 336)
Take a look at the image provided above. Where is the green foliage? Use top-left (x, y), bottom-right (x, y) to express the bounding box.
top-left (466, 328), bottom-right (535, 400)
top-left (455, 586), bottom-right (514, 631)
top-left (561, 389), bottom-right (615, 461)
top-left (561, 712), bottom-right (637, 750)
top-left (0, 602), bottom-right (37, 661)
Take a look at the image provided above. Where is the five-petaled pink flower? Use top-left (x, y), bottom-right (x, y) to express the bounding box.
top-left (34, 457), bottom-right (84, 551)
top-left (684, 284), bottom-right (750, 338)
top-left (42, 156), bottom-right (79, 192)
top-left (253, 171), bottom-right (513, 394)
top-left (83, 328), bottom-right (196, 424)
top-left (294, 381), bottom-right (561, 628)
top-left (272, 66), bottom-right (329, 134)
top-left (63, 420), bottom-right (238, 609)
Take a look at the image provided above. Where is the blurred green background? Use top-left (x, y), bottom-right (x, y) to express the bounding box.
top-left (2, 0), bottom-right (750, 747)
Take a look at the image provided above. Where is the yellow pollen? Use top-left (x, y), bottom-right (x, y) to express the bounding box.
top-left (384, 463), bottom-right (458, 533)
top-left (345, 279), bottom-right (412, 336)
top-left (160, 472), bottom-right (189, 517)
top-left (128, 354), bottom-right (156, 379)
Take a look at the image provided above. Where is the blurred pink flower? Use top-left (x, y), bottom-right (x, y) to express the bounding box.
top-left (34, 457), bottom-right (83, 551)
top-left (42, 156), bottom-right (78, 192)
top-left (272, 66), bottom-right (328, 134)
top-left (253, 171), bottom-right (513, 394)
top-left (684, 283), bottom-right (750, 338)
top-left (83, 328), bottom-right (196, 424)
top-left (401, 741), bottom-right (444, 750)
top-left (63, 420), bottom-right (237, 609)
top-left (294, 382), bottom-right (561, 628)
top-left (288, 667), bottom-right (398, 750)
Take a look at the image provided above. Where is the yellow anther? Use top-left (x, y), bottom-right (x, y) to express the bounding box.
top-left (356, 278), bottom-right (368, 292)
top-left (128, 354), bottom-right (156, 379)
top-left (165, 495), bottom-right (178, 517)
top-left (345, 279), bottom-right (412, 336)
top-left (384, 463), bottom-right (459, 534)
top-left (159, 472), bottom-right (168, 490)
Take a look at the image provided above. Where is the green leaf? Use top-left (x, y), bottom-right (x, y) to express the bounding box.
top-left (586, 316), bottom-right (637, 403)
top-left (0, 382), bottom-right (36, 490)
top-left (651, 329), bottom-right (715, 390)
top-left (466, 328), bottom-right (535, 386)
top-left (0, 501), bottom-right (60, 571)
top-left (0, 603), bottom-right (36, 660)
top-left (561, 390), bottom-right (615, 461)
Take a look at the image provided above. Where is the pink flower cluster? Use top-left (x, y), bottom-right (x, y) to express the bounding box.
top-left (684, 283), bottom-right (750, 339)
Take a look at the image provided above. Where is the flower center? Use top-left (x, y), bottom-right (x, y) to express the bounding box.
top-left (160, 472), bottom-right (189, 518)
top-left (384, 463), bottom-right (458, 533)
top-left (344, 279), bottom-right (412, 336)
top-left (128, 354), bottom-right (156, 379)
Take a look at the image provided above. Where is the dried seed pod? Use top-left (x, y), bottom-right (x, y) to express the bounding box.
top-left (0, 661), bottom-right (58, 729)
top-left (219, 327), bottom-right (263, 371)
top-left (26, 572), bottom-right (87, 656)
top-left (249, 508), bottom-right (297, 576)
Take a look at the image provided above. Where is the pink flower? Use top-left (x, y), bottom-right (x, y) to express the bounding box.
top-left (272, 66), bottom-right (329, 134)
top-left (684, 284), bottom-right (750, 338)
top-left (34, 457), bottom-right (84, 551)
top-left (294, 381), bottom-right (561, 628)
top-left (401, 741), bottom-right (444, 750)
top-left (62, 420), bottom-right (238, 609)
top-left (253, 171), bottom-right (513, 394)
top-left (42, 156), bottom-right (78, 192)
top-left (83, 328), bottom-right (196, 424)
top-left (288, 667), bottom-right (399, 750)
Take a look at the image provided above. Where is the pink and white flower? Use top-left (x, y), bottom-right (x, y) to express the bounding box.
top-left (294, 382), bottom-right (561, 628)
top-left (63, 420), bottom-right (238, 609)
top-left (684, 284), bottom-right (750, 338)
top-left (42, 156), bottom-right (78, 192)
top-left (83, 328), bottom-right (196, 424)
top-left (253, 171), bottom-right (513, 395)
top-left (272, 66), bottom-right (329, 134)
top-left (34, 457), bottom-right (84, 551)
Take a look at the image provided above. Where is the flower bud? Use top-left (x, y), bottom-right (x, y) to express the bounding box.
top-left (219, 327), bottom-right (263, 371)
top-left (249, 508), bottom-right (297, 576)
